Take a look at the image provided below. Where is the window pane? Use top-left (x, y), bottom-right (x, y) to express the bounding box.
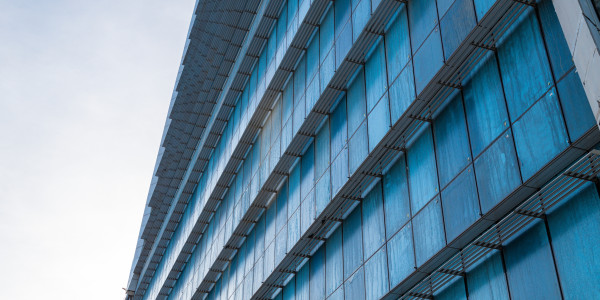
top-left (288, 209), bottom-right (301, 252)
top-left (387, 222), bottom-right (415, 287)
top-left (349, 123), bottom-right (368, 175)
top-left (503, 222), bottom-right (562, 300)
top-left (463, 55), bottom-right (509, 156)
top-left (331, 148), bottom-right (349, 196)
top-left (365, 41), bottom-right (387, 112)
top-left (326, 228), bottom-right (344, 297)
top-left (474, 130), bottom-right (521, 213)
top-left (310, 247), bottom-right (325, 300)
top-left (283, 276), bottom-right (296, 300)
top-left (289, 164), bottom-right (301, 219)
top-left (277, 181), bottom-right (288, 233)
top-left (547, 184), bottom-right (600, 298)
top-left (388, 61), bottom-right (415, 124)
top-left (440, 0), bottom-right (476, 59)
top-left (537, 0), bottom-right (573, 79)
top-left (473, 0), bottom-right (495, 19)
top-left (413, 197), bottom-right (446, 266)
top-left (557, 70), bottom-right (595, 141)
top-left (352, 0), bottom-right (371, 41)
top-left (297, 263), bottom-right (310, 300)
top-left (408, 0), bottom-right (438, 51)
top-left (433, 94), bottom-right (471, 188)
top-left (413, 28), bottom-right (444, 94)
top-left (385, 6), bottom-right (411, 83)
top-left (434, 277), bottom-right (467, 300)
top-left (331, 97), bottom-right (348, 157)
top-left (347, 70), bottom-right (367, 136)
top-left (383, 155), bottom-right (410, 238)
top-left (367, 93), bottom-right (390, 152)
top-left (364, 247), bottom-right (389, 300)
top-left (466, 252), bottom-right (510, 300)
top-left (512, 88), bottom-right (569, 180)
top-left (344, 266), bottom-right (365, 300)
top-left (497, 11), bottom-right (553, 120)
top-left (441, 166), bottom-right (480, 242)
top-left (343, 207), bottom-right (364, 280)
top-left (407, 125), bottom-right (439, 213)
top-left (362, 182), bottom-right (386, 258)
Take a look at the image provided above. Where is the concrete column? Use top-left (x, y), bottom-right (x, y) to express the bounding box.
top-left (552, 0), bottom-right (600, 126)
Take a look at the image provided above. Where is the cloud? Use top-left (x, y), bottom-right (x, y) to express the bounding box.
top-left (0, 0), bottom-right (196, 299)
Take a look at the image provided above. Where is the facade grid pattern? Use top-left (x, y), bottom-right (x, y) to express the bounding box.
top-left (126, 0), bottom-right (600, 299)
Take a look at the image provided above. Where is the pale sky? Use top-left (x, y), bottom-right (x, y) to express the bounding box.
top-left (0, 0), bottom-right (196, 299)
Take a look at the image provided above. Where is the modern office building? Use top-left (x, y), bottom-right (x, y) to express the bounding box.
top-left (125, 0), bottom-right (600, 299)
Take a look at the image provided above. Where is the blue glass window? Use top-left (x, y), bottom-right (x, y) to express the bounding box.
top-left (331, 97), bottom-right (348, 158)
top-left (512, 88), bottom-right (569, 180)
top-left (267, 201), bottom-right (277, 243)
top-left (301, 189), bottom-right (315, 235)
top-left (547, 184), bottom-right (600, 298)
top-left (289, 164), bottom-right (301, 219)
top-left (433, 95), bottom-right (472, 188)
top-left (387, 223), bottom-right (415, 287)
top-left (320, 8), bottom-right (335, 64)
top-left (537, 0), bottom-right (574, 79)
top-left (473, 0), bottom-right (495, 20)
top-left (385, 6), bottom-right (411, 83)
top-left (301, 144), bottom-right (315, 201)
top-left (276, 224), bottom-right (288, 265)
top-left (326, 228), bottom-right (344, 296)
top-left (297, 263), bottom-right (309, 300)
top-left (503, 222), bottom-right (562, 299)
top-left (383, 155), bottom-right (410, 238)
top-left (347, 70), bottom-right (367, 136)
top-left (367, 93), bottom-right (390, 152)
top-left (441, 166), bottom-right (480, 242)
top-left (307, 31), bottom-right (320, 85)
top-left (466, 252), bottom-right (510, 300)
top-left (343, 207), bottom-right (364, 280)
top-left (413, 197), bottom-right (446, 266)
top-left (320, 51), bottom-right (335, 94)
top-left (331, 149), bottom-right (349, 197)
top-left (344, 266), bottom-right (365, 300)
top-left (408, 0), bottom-right (439, 51)
top-left (349, 123), bottom-right (368, 175)
top-left (336, 22), bottom-right (353, 68)
top-left (413, 29), bottom-right (444, 94)
top-left (434, 277), bottom-right (467, 300)
top-left (463, 55), bottom-right (509, 156)
top-left (335, 0), bottom-right (352, 40)
top-left (283, 276), bottom-right (296, 300)
top-left (316, 120), bottom-right (331, 179)
top-left (557, 70), bottom-right (595, 141)
top-left (277, 181), bottom-right (288, 233)
top-left (388, 62), bottom-right (415, 124)
top-left (407, 126), bottom-right (439, 213)
top-left (365, 41), bottom-right (387, 112)
top-left (362, 182), bottom-right (386, 259)
top-left (288, 209), bottom-right (301, 252)
top-left (329, 287), bottom-right (344, 300)
top-left (497, 11), bottom-right (553, 120)
top-left (364, 247), bottom-right (389, 300)
top-left (440, 0), bottom-right (476, 60)
top-left (474, 130), bottom-right (521, 213)
top-left (352, 0), bottom-right (371, 41)
top-left (310, 247), bottom-right (325, 300)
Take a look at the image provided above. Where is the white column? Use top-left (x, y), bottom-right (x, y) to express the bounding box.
top-left (552, 0), bottom-right (600, 126)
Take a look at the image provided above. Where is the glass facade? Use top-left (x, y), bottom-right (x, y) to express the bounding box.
top-left (126, 0), bottom-right (600, 299)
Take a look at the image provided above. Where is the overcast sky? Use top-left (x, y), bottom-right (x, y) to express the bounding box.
top-left (0, 0), bottom-right (195, 298)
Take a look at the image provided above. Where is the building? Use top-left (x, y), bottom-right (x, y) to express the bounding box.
top-left (125, 0), bottom-right (600, 299)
